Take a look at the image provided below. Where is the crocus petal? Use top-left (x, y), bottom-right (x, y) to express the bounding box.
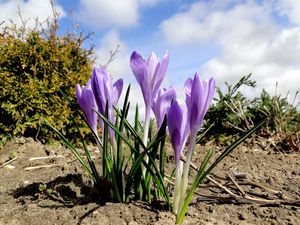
top-left (130, 51), bottom-right (150, 105)
top-left (203, 78), bottom-right (215, 113)
top-left (85, 79), bottom-right (92, 89)
top-left (184, 77), bottom-right (192, 97)
top-left (90, 66), bottom-right (123, 142)
top-left (168, 100), bottom-right (189, 166)
top-left (81, 89), bottom-right (98, 134)
top-left (112, 79), bottom-right (123, 105)
top-left (185, 73), bottom-right (215, 134)
top-left (75, 84), bottom-right (82, 101)
top-left (168, 100), bottom-right (182, 164)
top-left (130, 51), bottom-right (148, 88)
top-left (189, 74), bottom-right (201, 129)
top-left (147, 52), bottom-right (159, 79)
top-left (156, 52), bottom-right (169, 85)
top-left (152, 86), bottom-right (176, 128)
top-left (91, 68), bottom-right (106, 114)
top-left (152, 52), bottom-right (169, 98)
top-left (76, 82), bottom-right (98, 135)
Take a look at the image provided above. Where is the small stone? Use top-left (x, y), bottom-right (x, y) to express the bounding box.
top-left (23, 180), bottom-right (30, 185)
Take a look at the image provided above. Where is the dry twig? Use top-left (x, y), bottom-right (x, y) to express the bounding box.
top-left (0, 157), bottom-right (18, 168)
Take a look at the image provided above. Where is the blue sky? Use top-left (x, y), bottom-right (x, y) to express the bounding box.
top-left (1, 0), bottom-right (299, 112)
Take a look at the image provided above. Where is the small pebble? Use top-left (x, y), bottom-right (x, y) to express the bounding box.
top-left (23, 180), bottom-right (30, 185)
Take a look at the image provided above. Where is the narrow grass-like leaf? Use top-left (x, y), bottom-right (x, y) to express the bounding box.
top-left (59, 89), bottom-right (102, 147)
top-left (72, 119), bottom-right (101, 184)
top-left (176, 118), bottom-right (267, 223)
top-left (124, 145), bottom-right (170, 205)
top-left (176, 150), bottom-right (213, 224)
top-left (146, 153), bottom-right (170, 207)
top-left (96, 111), bottom-right (144, 152)
top-left (102, 102), bottom-right (109, 178)
top-left (116, 114), bottom-right (146, 149)
top-left (203, 118), bottom-right (266, 177)
top-left (133, 104), bottom-right (143, 198)
top-left (144, 116), bottom-right (167, 200)
top-left (81, 138), bottom-right (101, 184)
top-left (159, 134), bottom-right (166, 178)
top-left (116, 85), bottom-right (131, 169)
top-left (196, 123), bottom-right (214, 144)
top-left (111, 162), bottom-right (122, 202)
top-left (44, 120), bottom-right (93, 180)
top-left (125, 148), bottom-right (150, 202)
top-left (147, 116), bottom-right (167, 159)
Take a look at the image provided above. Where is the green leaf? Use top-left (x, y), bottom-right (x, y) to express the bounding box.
top-left (44, 119), bottom-right (94, 180)
top-left (204, 118), bottom-right (267, 177)
top-left (103, 102), bottom-right (110, 178)
top-left (176, 118), bottom-right (267, 224)
top-left (176, 150), bottom-right (212, 224)
top-left (96, 111), bottom-right (144, 152)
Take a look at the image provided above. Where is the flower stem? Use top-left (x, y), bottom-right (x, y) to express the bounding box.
top-left (173, 160), bottom-right (183, 214)
top-left (143, 106), bottom-right (151, 146)
top-left (142, 106), bottom-right (151, 179)
top-left (178, 130), bottom-right (197, 214)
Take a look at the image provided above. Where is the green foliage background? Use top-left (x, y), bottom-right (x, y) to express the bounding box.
top-left (0, 11), bottom-right (298, 149)
top-left (203, 74), bottom-right (300, 147)
top-left (0, 16), bottom-right (94, 144)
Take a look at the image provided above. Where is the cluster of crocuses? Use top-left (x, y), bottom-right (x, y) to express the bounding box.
top-left (76, 50), bottom-right (215, 222)
top-left (130, 51), bottom-right (215, 217)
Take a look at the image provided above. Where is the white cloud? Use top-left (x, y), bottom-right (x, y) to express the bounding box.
top-left (263, 28), bottom-right (300, 66)
top-left (76, 0), bottom-right (161, 29)
top-left (95, 30), bottom-right (131, 80)
top-left (94, 30), bottom-right (146, 120)
top-left (0, 0), bottom-right (65, 29)
top-left (160, 1), bottom-right (276, 45)
top-left (160, 0), bottom-right (300, 103)
top-left (275, 0), bottom-right (300, 25)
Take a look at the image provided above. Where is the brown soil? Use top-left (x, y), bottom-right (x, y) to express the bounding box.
top-left (0, 138), bottom-right (299, 225)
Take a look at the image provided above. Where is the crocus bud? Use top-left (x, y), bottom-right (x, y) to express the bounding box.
top-left (152, 87), bottom-right (176, 129)
top-left (184, 73), bottom-right (215, 135)
top-left (76, 79), bottom-right (98, 136)
top-left (91, 67), bottom-right (123, 141)
top-left (168, 100), bottom-right (189, 166)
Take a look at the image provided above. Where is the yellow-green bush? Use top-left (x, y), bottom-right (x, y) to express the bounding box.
top-left (0, 18), bottom-right (94, 144)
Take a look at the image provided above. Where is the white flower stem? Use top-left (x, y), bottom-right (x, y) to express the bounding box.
top-left (173, 160), bottom-right (183, 214)
top-left (178, 130), bottom-right (197, 213)
top-left (142, 106), bottom-right (151, 177)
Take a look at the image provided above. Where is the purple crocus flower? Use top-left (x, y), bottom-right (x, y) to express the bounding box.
top-left (168, 99), bottom-right (190, 214)
top-left (152, 87), bottom-right (176, 128)
top-left (184, 73), bottom-right (215, 135)
top-left (176, 73), bottom-right (215, 216)
top-left (130, 50), bottom-right (169, 179)
top-left (91, 67), bottom-right (123, 141)
top-left (76, 79), bottom-right (98, 136)
top-left (130, 50), bottom-right (169, 147)
top-left (130, 51), bottom-right (169, 123)
top-left (167, 100), bottom-right (189, 166)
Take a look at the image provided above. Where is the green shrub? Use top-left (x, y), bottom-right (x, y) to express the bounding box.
top-left (0, 12), bottom-right (94, 144)
top-left (250, 88), bottom-right (300, 138)
top-left (204, 74), bottom-right (256, 142)
top-left (203, 74), bottom-right (300, 147)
